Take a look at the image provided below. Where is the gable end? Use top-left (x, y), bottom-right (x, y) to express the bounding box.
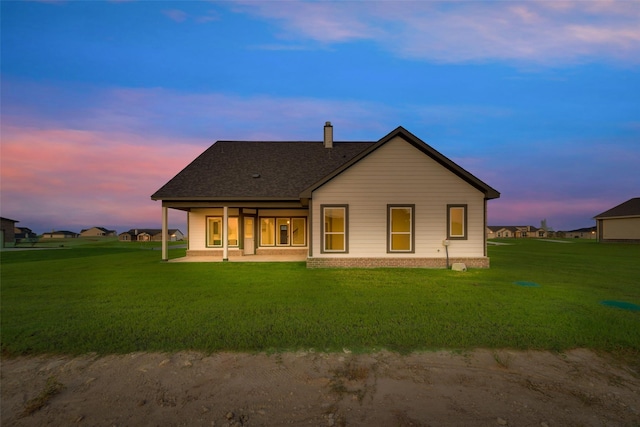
top-left (301, 126), bottom-right (499, 200)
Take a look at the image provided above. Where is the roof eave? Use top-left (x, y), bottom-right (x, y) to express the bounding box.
top-left (151, 196), bottom-right (300, 202)
top-left (594, 214), bottom-right (640, 220)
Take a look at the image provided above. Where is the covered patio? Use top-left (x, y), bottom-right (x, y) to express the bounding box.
top-left (167, 252), bottom-right (307, 263)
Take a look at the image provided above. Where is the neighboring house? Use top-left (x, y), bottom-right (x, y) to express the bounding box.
top-left (80, 227), bottom-right (117, 237)
top-left (41, 230), bottom-right (79, 239)
top-left (486, 225), bottom-right (547, 239)
top-left (487, 226), bottom-right (514, 238)
top-left (15, 227), bottom-right (37, 239)
top-left (152, 124), bottom-right (500, 268)
top-left (564, 226), bottom-right (597, 239)
top-left (14, 226), bottom-right (39, 246)
top-left (514, 225), bottom-right (547, 238)
top-left (119, 228), bottom-right (184, 242)
top-left (1, 217), bottom-right (19, 247)
top-left (594, 197), bottom-right (640, 243)
top-left (119, 230), bottom-right (133, 241)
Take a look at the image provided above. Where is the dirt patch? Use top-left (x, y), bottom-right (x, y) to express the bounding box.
top-left (2, 349), bottom-right (638, 426)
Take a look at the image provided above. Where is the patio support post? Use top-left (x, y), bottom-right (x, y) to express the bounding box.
top-left (223, 206), bottom-right (229, 261)
top-left (161, 205), bottom-right (168, 261)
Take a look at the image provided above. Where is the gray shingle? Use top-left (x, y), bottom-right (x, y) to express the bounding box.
top-left (151, 141), bottom-right (375, 200)
top-left (594, 197), bottom-right (640, 219)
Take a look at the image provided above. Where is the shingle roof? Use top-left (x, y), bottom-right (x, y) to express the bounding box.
top-left (594, 197), bottom-right (640, 219)
top-left (151, 141), bottom-right (375, 200)
top-left (487, 225), bottom-right (538, 232)
top-left (121, 229), bottom-right (181, 235)
top-left (81, 226), bottom-right (115, 233)
top-left (566, 226), bottom-right (596, 233)
top-left (151, 126), bottom-right (500, 201)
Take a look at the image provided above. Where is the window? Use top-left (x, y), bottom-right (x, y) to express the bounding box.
top-left (260, 218), bottom-right (275, 246)
top-left (291, 218), bottom-right (306, 246)
top-left (447, 205), bottom-right (467, 239)
top-left (388, 205), bottom-right (414, 252)
top-left (322, 205), bottom-right (347, 252)
top-left (228, 217), bottom-right (238, 246)
top-left (260, 217), bottom-right (306, 247)
top-left (207, 217), bottom-right (222, 247)
top-left (207, 216), bottom-right (239, 247)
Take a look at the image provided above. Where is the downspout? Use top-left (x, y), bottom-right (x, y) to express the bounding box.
top-left (443, 239), bottom-right (450, 269)
top-left (308, 199), bottom-right (313, 258)
top-left (483, 198), bottom-right (488, 257)
top-left (223, 206), bottom-right (229, 261)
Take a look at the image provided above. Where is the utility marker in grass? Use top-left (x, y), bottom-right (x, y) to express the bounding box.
top-left (513, 281), bottom-right (540, 287)
top-left (600, 300), bottom-right (640, 311)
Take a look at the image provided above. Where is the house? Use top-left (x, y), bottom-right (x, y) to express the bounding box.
top-left (1, 217), bottom-right (19, 247)
top-left (594, 197), bottom-right (640, 243)
top-left (41, 230), bottom-right (79, 239)
top-left (487, 226), bottom-right (514, 238)
top-left (563, 226), bottom-right (597, 239)
top-left (119, 228), bottom-right (184, 242)
top-left (151, 124), bottom-right (500, 268)
top-left (14, 226), bottom-right (39, 246)
top-left (15, 227), bottom-right (37, 239)
top-left (80, 227), bottom-right (117, 237)
top-left (486, 225), bottom-right (547, 239)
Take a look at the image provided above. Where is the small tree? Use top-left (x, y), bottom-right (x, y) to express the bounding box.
top-left (540, 219), bottom-right (555, 237)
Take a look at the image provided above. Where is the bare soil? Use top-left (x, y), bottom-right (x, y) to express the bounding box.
top-left (2, 349), bottom-right (639, 426)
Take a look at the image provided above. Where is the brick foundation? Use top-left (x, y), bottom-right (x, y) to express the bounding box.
top-left (306, 257), bottom-right (490, 269)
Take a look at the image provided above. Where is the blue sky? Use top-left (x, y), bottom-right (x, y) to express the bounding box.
top-left (2, 0), bottom-right (639, 234)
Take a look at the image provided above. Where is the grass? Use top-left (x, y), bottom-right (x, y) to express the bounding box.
top-left (1, 238), bottom-right (639, 357)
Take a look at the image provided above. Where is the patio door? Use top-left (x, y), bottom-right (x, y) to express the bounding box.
top-left (244, 217), bottom-right (255, 255)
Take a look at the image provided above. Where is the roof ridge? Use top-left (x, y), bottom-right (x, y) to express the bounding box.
top-left (214, 143), bottom-right (377, 144)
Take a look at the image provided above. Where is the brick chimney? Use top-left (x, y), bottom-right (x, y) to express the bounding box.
top-left (324, 121), bottom-right (333, 149)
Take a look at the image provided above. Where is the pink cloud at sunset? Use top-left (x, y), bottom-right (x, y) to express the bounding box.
top-left (239, 1), bottom-right (640, 65)
top-left (1, 125), bottom-right (205, 233)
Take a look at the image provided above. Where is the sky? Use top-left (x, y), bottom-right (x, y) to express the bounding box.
top-left (1, 0), bottom-right (639, 235)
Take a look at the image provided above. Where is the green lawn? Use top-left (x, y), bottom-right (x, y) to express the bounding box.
top-left (1, 238), bottom-right (639, 357)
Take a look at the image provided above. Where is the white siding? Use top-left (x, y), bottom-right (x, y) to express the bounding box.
top-left (311, 136), bottom-right (486, 258)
